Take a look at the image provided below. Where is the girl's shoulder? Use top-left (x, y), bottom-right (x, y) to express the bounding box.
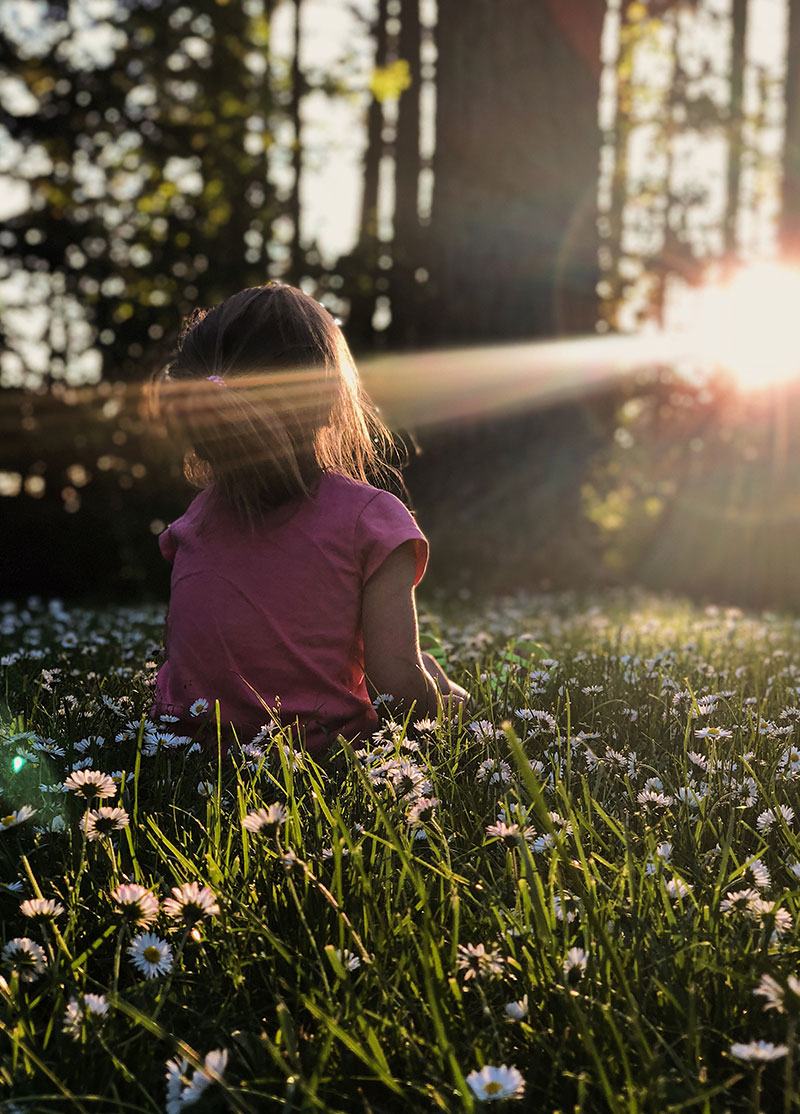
top-left (319, 472), bottom-right (410, 517)
top-left (162, 486), bottom-right (221, 543)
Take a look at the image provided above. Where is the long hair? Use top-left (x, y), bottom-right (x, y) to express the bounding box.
top-left (149, 283), bottom-right (405, 528)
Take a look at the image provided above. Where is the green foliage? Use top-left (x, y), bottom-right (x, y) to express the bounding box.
top-left (0, 0), bottom-right (279, 386)
top-left (369, 59), bottom-right (412, 104)
top-left (2, 592), bottom-right (800, 1109)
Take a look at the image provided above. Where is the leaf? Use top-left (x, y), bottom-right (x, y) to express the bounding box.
top-left (369, 59), bottom-right (412, 103)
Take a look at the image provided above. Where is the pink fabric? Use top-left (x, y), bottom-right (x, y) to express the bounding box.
top-left (152, 473), bottom-right (428, 755)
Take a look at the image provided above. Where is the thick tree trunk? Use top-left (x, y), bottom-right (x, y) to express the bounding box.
top-left (386, 0), bottom-right (422, 348)
top-left (421, 0), bottom-right (605, 344)
top-left (782, 0), bottom-right (800, 259)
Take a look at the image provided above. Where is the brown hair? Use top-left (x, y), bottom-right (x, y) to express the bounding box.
top-left (150, 283), bottom-right (404, 527)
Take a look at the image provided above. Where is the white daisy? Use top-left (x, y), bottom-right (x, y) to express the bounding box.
top-left (504, 996), bottom-right (528, 1021)
top-left (753, 973), bottom-right (800, 1013)
top-left (2, 937), bottom-right (47, 981)
top-left (242, 803), bottom-right (288, 834)
top-left (745, 858), bottom-right (772, 890)
top-left (20, 897), bottom-right (64, 920)
top-left (143, 729), bottom-right (182, 752)
top-left (333, 948), bottom-right (361, 971)
top-left (465, 1064), bottom-right (525, 1101)
top-left (721, 888), bottom-right (761, 913)
top-left (115, 720), bottom-right (144, 742)
top-left (128, 932), bottom-right (173, 978)
top-left (80, 807), bottom-right (130, 841)
top-left (62, 993), bottom-right (109, 1040)
top-left (31, 739), bottom-right (65, 758)
top-left (645, 842), bottom-right (673, 875)
top-left (552, 894), bottom-right (579, 923)
top-left (694, 726), bottom-right (733, 740)
top-left (676, 784), bottom-right (707, 810)
top-left (730, 1040), bottom-right (788, 1062)
top-left (63, 770), bottom-right (116, 799)
top-left (456, 942), bottom-right (505, 981)
top-left (166, 1048), bottom-right (227, 1113)
top-left (111, 883), bottom-right (159, 926)
top-left (476, 758), bottom-right (512, 784)
top-left (0, 806), bottom-right (36, 831)
top-left (188, 698), bottom-right (209, 717)
top-left (385, 759), bottom-right (430, 798)
top-left (665, 877), bottom-right (693, 901)
top-left (637, 789), bottom-right (674, 808)
top-left (163, 882), bottom-right (220, 923)
top-left (563, 947), bottom-right (588, 975)
top-left (165, 1057), bottom-right (189, 1114)
top-left (486, 821), bottom-right (520, 844)
top-left (406, 797), bottom-right (440, 825)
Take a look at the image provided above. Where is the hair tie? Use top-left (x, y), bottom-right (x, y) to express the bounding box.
top-left (206, 375), bottom-right (227, 387)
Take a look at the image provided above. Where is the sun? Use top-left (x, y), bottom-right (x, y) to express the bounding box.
top-left (674, 263), bottom-right (800, 390)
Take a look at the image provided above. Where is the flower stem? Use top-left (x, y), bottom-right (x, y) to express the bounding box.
top-left (111, 922), bottom-right (125, 999)
top-left (151, 923), bottom-right (190, 1023)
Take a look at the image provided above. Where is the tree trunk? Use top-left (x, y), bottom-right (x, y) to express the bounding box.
top-left (724, 0), bottom-right (748, 261)
top-left (386, 0), bottom-right (422, 348)
top-left (782, 0), bottom-right (800, 259)
top-left (288, 0), bottom-right (303, 277)
top-left (360, 0), bottom-right (389, 245)
top-left (344, 0), bottom-right (390, 347)
top-left (421, 0), bottom-right (605, 344)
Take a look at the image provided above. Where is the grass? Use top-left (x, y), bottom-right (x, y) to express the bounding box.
top-left (2, 588), bottom-right (800, 1111)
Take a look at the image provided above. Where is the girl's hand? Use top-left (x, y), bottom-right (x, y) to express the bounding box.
top-left (420, 652), bottom-right (471, 711)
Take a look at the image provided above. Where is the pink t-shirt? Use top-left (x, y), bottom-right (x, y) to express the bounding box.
top-left (152, 473), bottom-right (428, 755)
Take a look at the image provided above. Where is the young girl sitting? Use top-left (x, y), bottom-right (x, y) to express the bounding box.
top-left (150, 282), bottom-right (467, 756)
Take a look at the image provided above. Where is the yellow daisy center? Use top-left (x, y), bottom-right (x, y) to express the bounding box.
top-left (2, 815), bottom-right (15, 827)
top-left (143, 946), bottom-right (161, 963)
top-left (484, 1081), bottom-right (503, 1095)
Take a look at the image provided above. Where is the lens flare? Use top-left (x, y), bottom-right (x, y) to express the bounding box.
top-left (671, 263), bottom-right (800, 390)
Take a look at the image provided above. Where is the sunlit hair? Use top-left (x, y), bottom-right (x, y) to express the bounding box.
top-left (149, 283), bottom-right (404, 527)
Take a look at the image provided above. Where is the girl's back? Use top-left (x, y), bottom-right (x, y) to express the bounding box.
top-left (150, 281), bottom-right (466, 754)
top-left (154, 472), bottom-right (426, 753)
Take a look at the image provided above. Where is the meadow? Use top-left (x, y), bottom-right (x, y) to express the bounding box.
top-left (2, 590), bottom-right (800, 1112)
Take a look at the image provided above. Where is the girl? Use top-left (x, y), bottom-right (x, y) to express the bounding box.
top-left (150, 282), bottom-right (467, 755)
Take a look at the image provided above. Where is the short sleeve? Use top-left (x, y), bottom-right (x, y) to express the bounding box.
top-left (355, 490), bottom-right (429, 587)
top-left (158, 525), bottom-right (178, 564)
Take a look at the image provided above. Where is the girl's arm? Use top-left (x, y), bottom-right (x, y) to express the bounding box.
top-left (362, 541), bottom-right (469, 717)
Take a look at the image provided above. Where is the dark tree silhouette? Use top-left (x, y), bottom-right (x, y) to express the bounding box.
top-left (343, 0), bottom-right (390, 347)
top-left (414, 0), bottom-right (605, 344)
top-left (385, 0), bottom-right (423, 349)
top-left (724, 0), bottom-right (748, 259)
top-left (782, 0), bottom-right (800, 259)
top-left (0, 0), bottom-right (277, 385)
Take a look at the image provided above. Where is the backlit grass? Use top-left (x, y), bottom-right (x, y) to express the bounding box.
top-left (2, 590), bottom-right (800, 1111)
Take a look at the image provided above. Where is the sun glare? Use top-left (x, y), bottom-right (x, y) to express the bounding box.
top-left (675, 263), bottom-right (800, 389)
